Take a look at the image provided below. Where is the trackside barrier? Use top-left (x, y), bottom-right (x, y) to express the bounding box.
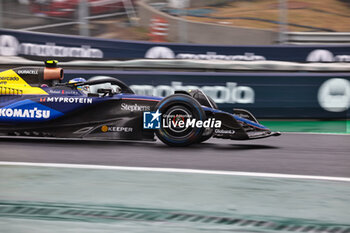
top-left (61, 70), bottom-right (350, 119)
top-left (285, 32), bottom-right (350, 45)
top-left (0, 29), bottom-right (350, 62)
top-left (1, 56), bottom-right (350, 72)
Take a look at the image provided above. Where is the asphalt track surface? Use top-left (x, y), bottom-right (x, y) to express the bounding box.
top-left (0, 133), bottom-right (349, 178)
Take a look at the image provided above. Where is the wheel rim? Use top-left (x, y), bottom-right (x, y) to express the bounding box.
top-left (162, 106), bottom-right (194, 138)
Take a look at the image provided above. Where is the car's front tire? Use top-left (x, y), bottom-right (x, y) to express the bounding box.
top-left (155, 94), bottom-right (205, 146)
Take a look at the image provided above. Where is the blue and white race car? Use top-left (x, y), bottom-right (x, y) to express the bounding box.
top-left (0, 61), bottom-right (280, 146)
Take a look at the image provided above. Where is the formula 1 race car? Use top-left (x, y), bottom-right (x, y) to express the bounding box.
top-left (0, 61), bottom-right (280, 146)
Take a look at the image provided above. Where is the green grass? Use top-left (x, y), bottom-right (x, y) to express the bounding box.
top-left (260, 120), bottom-right (350, 134)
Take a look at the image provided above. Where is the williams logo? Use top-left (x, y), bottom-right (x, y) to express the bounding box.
top-left (143, 110), bottom-right (161, 129)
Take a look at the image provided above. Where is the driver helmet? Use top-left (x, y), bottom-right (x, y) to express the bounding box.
top-left (69, 77), bottom-right (89, 94)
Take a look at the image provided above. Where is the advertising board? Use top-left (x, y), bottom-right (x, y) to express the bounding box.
top-left (0, 29), bottom-right (349, 62)
top-left (64, 70), bottom-right (350, 118)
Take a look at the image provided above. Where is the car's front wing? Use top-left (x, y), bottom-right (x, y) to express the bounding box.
top-left (211, 110), bottom-right (281, 140)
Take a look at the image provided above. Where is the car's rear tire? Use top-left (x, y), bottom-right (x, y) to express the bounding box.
top-left (155, 94), bottom-right (205, 146)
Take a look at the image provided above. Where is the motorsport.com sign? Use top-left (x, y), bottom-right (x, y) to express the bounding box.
top-left (145, 46), bottom-right (350, 62)
top-left (1, 29), bottom-right (350, 62)
top-left (0, 35), bottom-right (103, 58)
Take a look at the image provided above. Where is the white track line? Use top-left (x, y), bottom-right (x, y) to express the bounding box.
top-left (1, 161), bottom-right (349, 182)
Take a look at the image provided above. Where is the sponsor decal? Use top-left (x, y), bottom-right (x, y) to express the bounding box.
top-left (40, 97), bottom-right (93, 104)
top-left (214, 129), bottom-right (235, 134)
top-left (121, 103), bottom-right (151, 112)
top-left (307, 49), bottom-right (350, 62)
top-left (0, 107), bottom-right (50, 119)
top-left (101, 125), bottom-right (133, 133)
top-left (47, 90), bottom-right (79, 95)
top-left (0, 99), bottom-right (63, 121)
top-left (17, 70), bottom-right (39, 75)
top-left (131, 81), bottom-right (255, 104)
top-left (47, 90), bottom-right (63, 94)
top-left (318, 78), bottom-right (350, 112)
top-left (101, 125), bottom-right (108, 132)
top-left (0, 35), bottom-right (103, 58)
top-left (0, 76), bottom-right (19, 81)
top-left (145, 46), bottom-right (266, 61)
top-left (143, 110), bottom-right (161, 129)
top-left (0, 76), bottom-right (20, 85)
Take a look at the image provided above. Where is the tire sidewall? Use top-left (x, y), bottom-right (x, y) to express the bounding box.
top-left (155, 94), bottom-right (205, 146)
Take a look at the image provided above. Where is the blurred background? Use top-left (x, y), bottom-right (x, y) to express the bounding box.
top-left (1, 0), bottom-right (350, 43)
top-left (0, 0), bottom-right (349, 128)
top-left (0, 2), bottom-right (349, 233)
